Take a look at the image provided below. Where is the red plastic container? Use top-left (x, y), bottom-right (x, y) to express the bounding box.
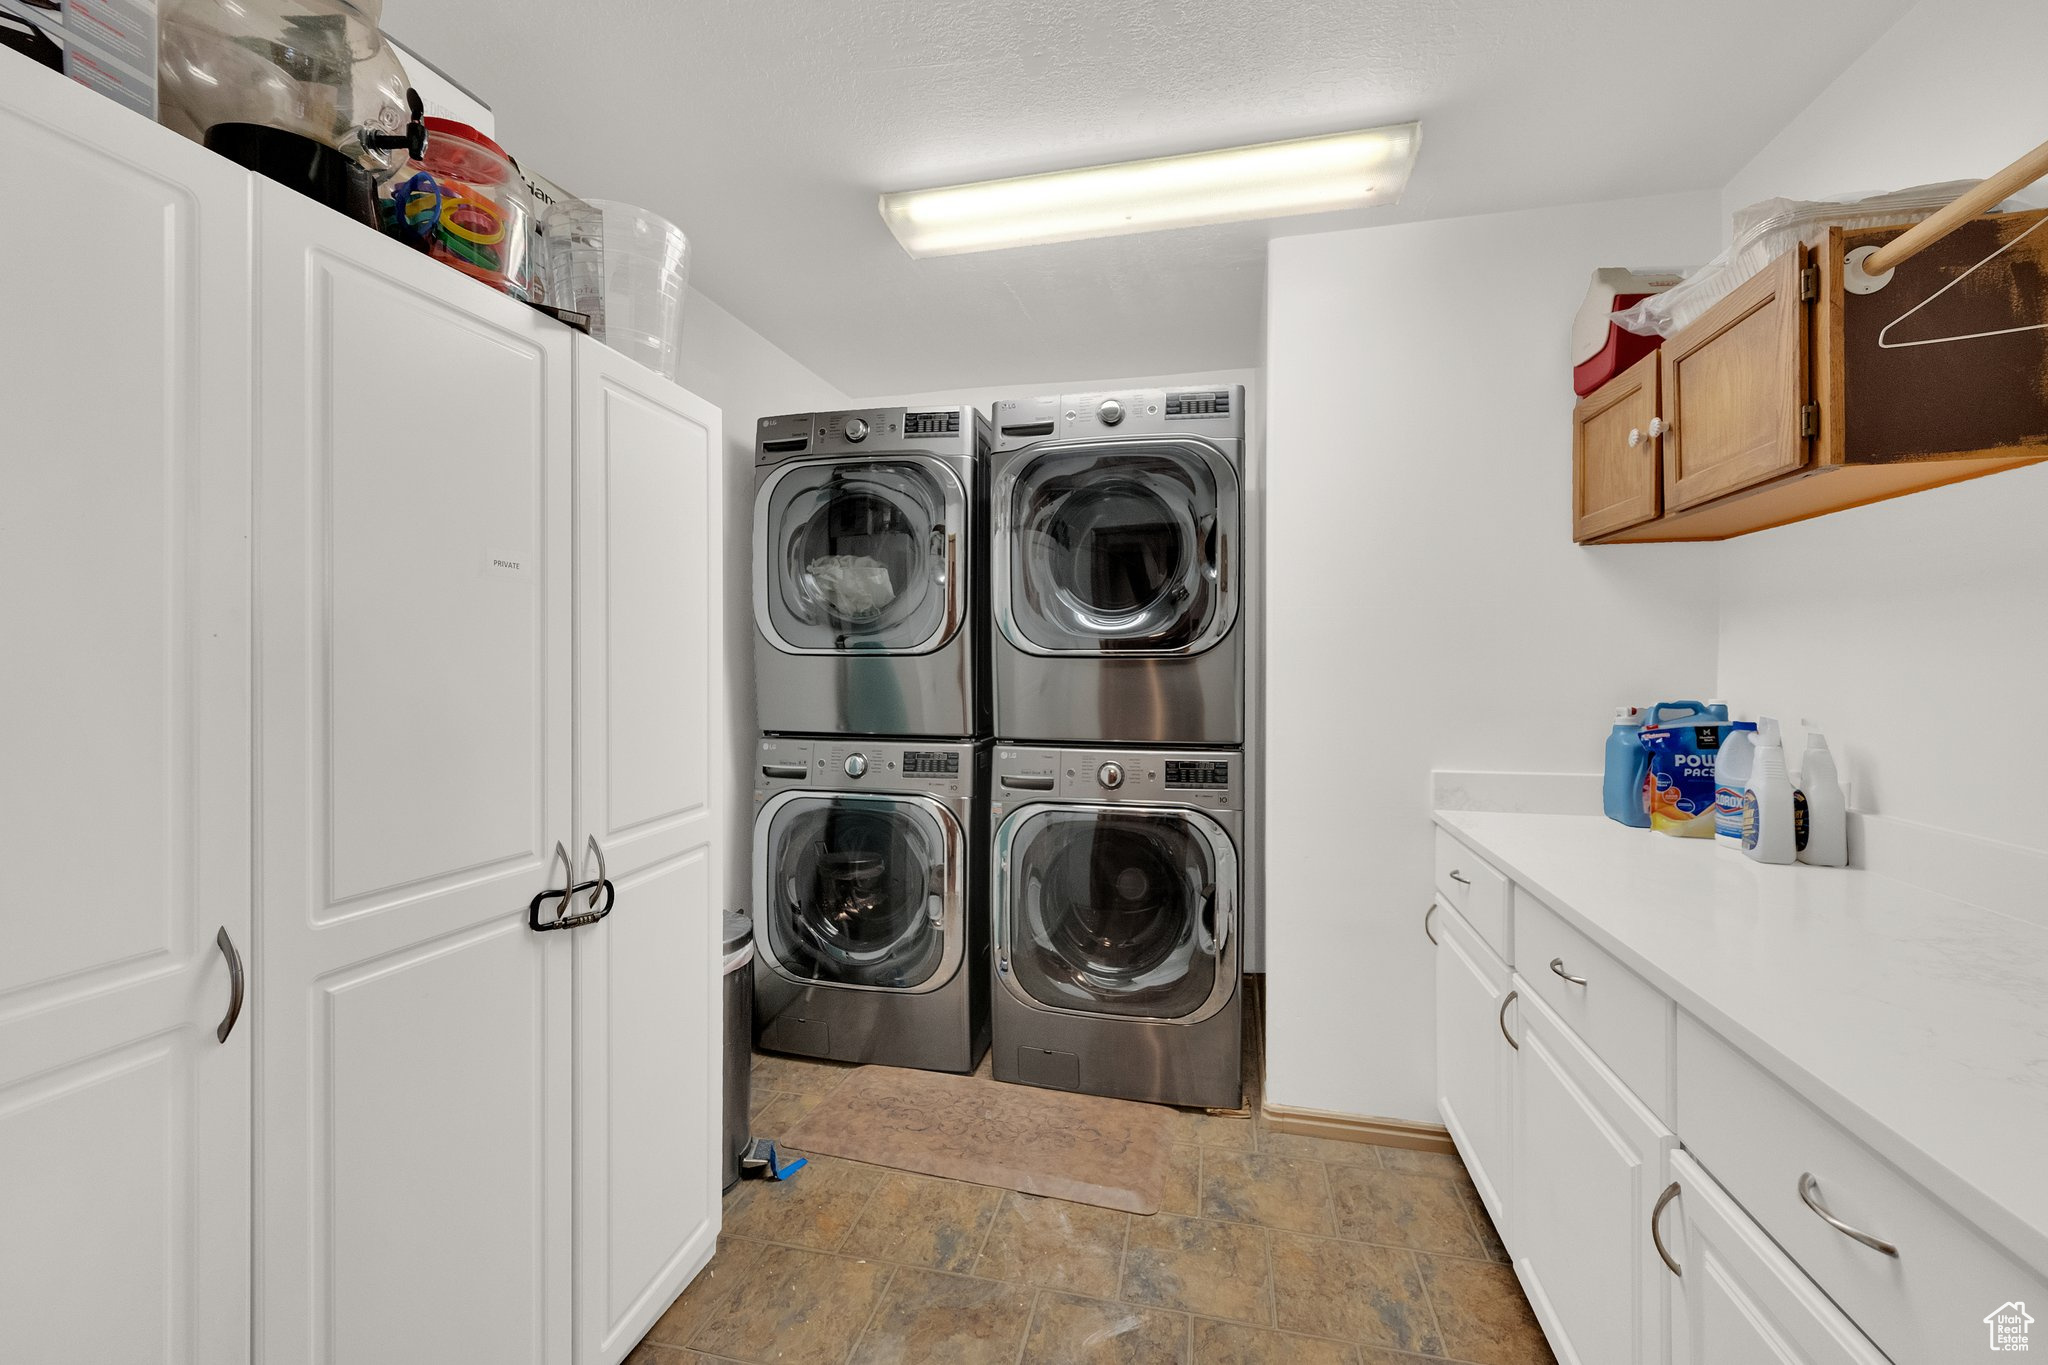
top-left (1572, 269), bottom-right (1683, 396)
top-left (383, 118), bottom-right (537, 300)
top-left (1573, 293), bottom-right (1663, 396)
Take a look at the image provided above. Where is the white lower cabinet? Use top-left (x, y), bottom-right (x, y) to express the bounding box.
top-left (1509, 983), bottom-right (1674, 1365)
top-left (1664, 1152), bottom-right (1889, 1365)
top-left (1434, 824), bottom-right (2032, 1365)
top-left (1432, 899), bottom-right (1514, 1233)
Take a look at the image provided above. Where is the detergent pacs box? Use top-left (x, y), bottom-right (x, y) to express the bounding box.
top-left (1638, 721), bottom-right (1724, 838)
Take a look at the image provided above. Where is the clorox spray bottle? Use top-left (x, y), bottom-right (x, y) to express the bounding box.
top-left (1741, 719), bottom-right (1797, 864)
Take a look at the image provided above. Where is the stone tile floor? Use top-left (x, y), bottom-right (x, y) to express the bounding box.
top-left (631, 1013), bottom-right (1553, 1365)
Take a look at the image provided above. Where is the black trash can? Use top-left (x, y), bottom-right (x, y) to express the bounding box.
top-left (721, 911), bottom-right (755, 1192)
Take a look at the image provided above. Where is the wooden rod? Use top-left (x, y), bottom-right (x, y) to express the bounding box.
top-left (1864, 136), bottom-right (2048, 275)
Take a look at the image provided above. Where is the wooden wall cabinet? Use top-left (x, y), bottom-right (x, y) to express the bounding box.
top-left (1574, 211), bottom-right (2048, 544)
top-left (1571, 352), bottom-right (1663, 540)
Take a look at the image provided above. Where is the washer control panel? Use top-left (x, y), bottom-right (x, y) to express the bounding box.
top-left (990, 385), bottom-right (1245, 449)
top-left (994, 747), bottom-right (1241, 810)
top-left (755, 738), bottom-right (982, 799)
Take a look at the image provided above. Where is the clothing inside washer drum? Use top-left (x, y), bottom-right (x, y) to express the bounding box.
top-left (769, 808), bottom-right (947, 989)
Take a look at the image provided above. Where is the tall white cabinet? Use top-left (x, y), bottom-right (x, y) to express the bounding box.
top-left (2, 55), bottom-right (726, 1365)
top-left (252, 181), bottom-right (581, 1364)
top-left (0, 59), bottom-right (254, 1365)
top-left (569, 332), bottom-right (726, 1362)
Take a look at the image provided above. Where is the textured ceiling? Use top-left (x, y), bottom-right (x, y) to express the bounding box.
top-left (382, 0), bottom-right (1912, 395)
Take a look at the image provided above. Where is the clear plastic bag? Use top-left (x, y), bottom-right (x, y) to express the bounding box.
top-left (1613, 182), bottom-right (1991, 338)
top-left (807, 556), bottom-right (896, 619)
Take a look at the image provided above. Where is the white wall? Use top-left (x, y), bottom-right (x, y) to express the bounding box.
top-left (671, 288), bottom-right (850, 907)
top-left (1712, 0), bottom-right (2048, 853)
top-left (1262, 192), bottom-right (1724, 1122)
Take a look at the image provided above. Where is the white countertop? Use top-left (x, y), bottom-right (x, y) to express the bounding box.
top-left (1433, 810), bottom-right (2048, 1278)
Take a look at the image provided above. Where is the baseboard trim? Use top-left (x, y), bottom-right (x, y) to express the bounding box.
top-left (1261, 1102), bottom-right (1456, 1155)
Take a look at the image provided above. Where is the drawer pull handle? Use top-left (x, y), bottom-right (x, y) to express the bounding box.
top-left (1651, 1181), bottom-right (1682, 1277)
top-left (1549, 957), bottom-right (1588, 986)
top-left (1498, 989), bottom-right (1519, 1050)
top-left (1448, 869), bottom-right (1472, 886)
top-left (1423, 903), bottom-right (1439, 946)
top-left (1797, 1173), bottom-right (1899, 1257)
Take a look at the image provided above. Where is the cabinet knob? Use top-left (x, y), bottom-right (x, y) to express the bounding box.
top-left (1626, 427), bottom-right (1643, 449)
top-left (1648, 417), bottom-right (1668, 438)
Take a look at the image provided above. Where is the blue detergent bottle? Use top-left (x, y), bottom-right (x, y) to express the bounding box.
top-left (1603, 705), bottom-right (1651, 826)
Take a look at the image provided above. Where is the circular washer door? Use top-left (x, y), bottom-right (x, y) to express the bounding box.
top-left (998, 805), bottom-right (1237, 1021)
top-left (757, 792), bottom-right (964, 992)
top-left (757, 456), bottom-right (966, 654)
top-left (1000, 440), bottom-right (1238, 656)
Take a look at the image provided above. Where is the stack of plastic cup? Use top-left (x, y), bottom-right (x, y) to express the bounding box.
top-left (543, 198), bottom-right (690, 382)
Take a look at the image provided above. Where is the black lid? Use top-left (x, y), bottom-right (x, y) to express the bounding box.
top-left (203, 125), bottom-right (379, 229)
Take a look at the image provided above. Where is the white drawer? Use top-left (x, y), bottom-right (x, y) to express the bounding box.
top-left (1514, 889), bottom-right (1672, 1123)
top-left (1677, 1013), bottom-right (2048, 1365)
top-left (1434, 829), bottom-right (1511, 961)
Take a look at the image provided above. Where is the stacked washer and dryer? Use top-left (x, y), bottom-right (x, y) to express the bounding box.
top-left (750, 406), bottom-right (994, 1074)
top-left (985, 387), bottom-right (1249, 1110)
top-left (750, 386), bottom-right (1251, 1110)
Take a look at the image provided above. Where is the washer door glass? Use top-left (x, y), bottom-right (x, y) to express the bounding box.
top-left (1004, 441), bottom-right (1235, 654)
top-left (762, 795), bottom-right (956, 989)
top-left (760, 457), bottom-right (965, 653)
top-left (1004, 808), bottom-right (1229, 1020)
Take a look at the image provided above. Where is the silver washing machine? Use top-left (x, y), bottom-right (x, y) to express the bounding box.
top-left (989, 386), bottom-right (1244, 746)
top-left (754, 406), bottom-right (990, 739)
top-left (753, 736), bottom-right (990, 1072)
top-left (990, 744), bottom-right (1242, 1109)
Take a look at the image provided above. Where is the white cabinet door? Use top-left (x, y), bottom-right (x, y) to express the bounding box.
top-left (569, 337), bottom-right (726, 1364)
top-left (1666, 1152), bottom-right (1889, 1365)
top-left (1432, 899), bottom-right (1513, 1236)
top-left (253, 181), bottom-right (576, 1365)
top-left (1512, 984), bottom-right (1675, 1365)
top-left (0, 61), bottom-right (252, 1365)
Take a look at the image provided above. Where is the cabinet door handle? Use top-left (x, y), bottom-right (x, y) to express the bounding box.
top-left (215, 926), bottom-right (245, 1045)
top-left (582, 834), bottom-right (609, 914)
top-left (1797, 1173), bottom-right (1899, 1257)
top-left (1627, 427), bottom-right (1643, 449)
top-left (1652, 1181), bottom-right (1682, 1276)
top-left (1423, 903), bottom-right (1439, 945)
top-left (1648, 417), bottom-right (1668, 438)
top-left (1549, 957), bottom-right (1588, 986)
top-left (1498, 989), bottom-right (1519, 1050)
top-left (1448, 869), bottom-right (1472, 886)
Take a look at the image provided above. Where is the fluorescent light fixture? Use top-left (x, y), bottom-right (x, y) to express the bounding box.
top-left (879, 122), bottom-right (1421, 257)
